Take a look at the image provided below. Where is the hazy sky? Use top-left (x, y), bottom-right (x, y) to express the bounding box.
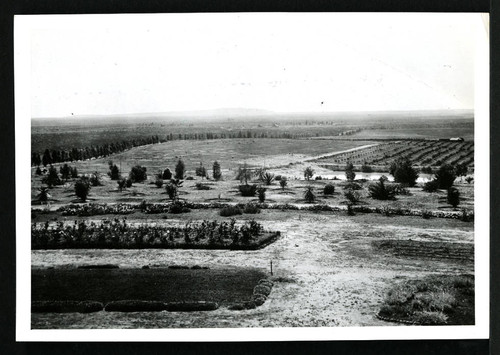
top-left (29, 13), bottom-right (481, 118)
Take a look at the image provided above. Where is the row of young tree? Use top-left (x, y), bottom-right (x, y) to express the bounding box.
top-left (31, 135), bottom-right (162, 167)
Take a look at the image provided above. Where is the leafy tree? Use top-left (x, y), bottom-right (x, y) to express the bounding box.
top-left (447, 187), bottom-right (460, 208)
top-left (129, 165), bottom-right (148, 183)
top-left (59, 164), bottom-right (71, 181)
top-left (434, 164), bottom-right (456, 189)
top-left (304, 166), bottom-right (314, 181)
top-left (212, 161), bottom-right (222, 181)
top-left (163, 168), bottom-right (172, 180)
top-left (304, 186), bottom-right (316, 203)
top-left (43, 165), bottom-right (61, 187)
top-left (257, 186), bottom-right (266, 202)
top-left (75, 179), bottom-right (90, 201)
top-left (175, 159), bottom-right (185, 180)
top-left (165, 183), bottom-right (178, 200)
top-left (155, 177), bottom-right (164, 188)
top-left (109, 164), bottom-right (120, 180)
top-left (195, 163), bottom-right (207, 178)
top-left (368, 180), bottom-right (396, 200)
top-left (323, 183), bottom-right (335, 195)
top-left (279, 177), bottom-right (288, 191)
top-left (344, 189), bottom-right (360, 204)
top-left (345, 162), bottom-right (356, 181)
top-left (389, 157), bottom-right (418, 187)
top-left (236, 163), bottom-right (253, 184)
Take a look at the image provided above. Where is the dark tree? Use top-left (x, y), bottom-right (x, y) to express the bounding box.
top-left (389, 157), bottom-right (419, 187)
top-left (434, 164), bottom-right (457, 189)
top-left (304, 186), bottom-right (316, 203)
top-left (195, 163), bottom-right (207, 179)
top-left (163, 168), bottom-right (172, 180)
top-left (175, 159), bottom-right (185, 180)
top-left (345, 162), bottom-right (356, 181)
top-left (455, 163), bottom-right (468, 180)
top-left (279, 177), bottom-right (288, 191)
top-left (59, 164), bottom-right (71, 181)
top-left (109, 164), bottom-right (120, 180)
top-left (257, 186), bottom-right (266, 202)
top-left (35, 167), bottom-right (42, 175)
top-left (323, 183), bottom-right (335, 195)
top-left (447, 187), bottom-right (460, 208)
top-left (212, 161), bottom-right (222, 181)
top-left (304, 166), bottom-right (314, 181)
top-left (42, 149), bottom-right (52, 167)
top-left (129, 165), bottom-right (148, 183)
top-left (32, 152), bottom-right (41, 167)
top-left (75, 180), bottom-right (90, 201)
top-left (43, 165), bottom-right (61, 188)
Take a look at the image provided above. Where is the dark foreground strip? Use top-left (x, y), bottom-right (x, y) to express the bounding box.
top-left (228, 278), bottom-right (274, 311)
top-left (32, 301), bottom-right (104, 313)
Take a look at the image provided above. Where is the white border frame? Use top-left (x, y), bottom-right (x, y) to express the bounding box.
top-left (15, 13), bottom-right (489, 342)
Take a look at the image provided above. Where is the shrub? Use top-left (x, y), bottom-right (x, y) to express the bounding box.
top-left (369, 180), bottom-right (395, 200)
top-left (304, 166), bottom-right (314, 181)
top-left (43, 165), bottom-right (62, 187)
top-left (421, 210), bottom-right (432, 219)
top-left (393, 184), bottom-right (411, 196)
top-left (279, 177), bottom-right (288, 191)
top-left (315, 175), bottom-right (322, 180)
top-left (257, 186), bottom-right (266, 202)
top-left (304, 186), bottom-right (316, 203)
top-left (347, 203), bottom-right (355, 216)
top-left (165, 183), bottom-right (178, 200)
top-left (162, 168), bottom-right (172, 180)
top-left (421, 166), bottom-right (433, 174)
top-left (274, 175), bottom-right (282, 181)
top-left (344, 189), bottom-right (360, 204)
top-left (390, 157), bottom-right (418, 187)
top-left (175, 159), bottom-right (185, 180)
top-left (169, 200), bottom-right (191, 214)
top-left (74, 179), bottom-right (90, 201)
top-left (36, 187), bottom-right (50, 203)
top-left (185, 176), bottom-right (194, 180)
top-left (89, 171), bottom-right (103, 186)
top-left (262, 172), bottom-right (275, 185)
top-left (125, 178), bottom-right (133, 188)
top-left (379, 175), bottom-right (389, 183)
top-left (117, 179), bottom-right (127, 192)
top-left (434, 164), bottom-right (456, 189)
top-left (361, 163), bottom-right (373, 173)
top-left (195, 163), bottom-right (207, 178)
top-left (155, 177), bottom-right (164, 188)
top-left (35, 167), bottom-right (42, 175)
top-left (239, 184), bottom-right (257, 197)
top-left (212, 161), bottom-right (222, 181)
top-left (345, 162), bottom-right (356, 181)
top-left (195, 182), bottom-right (210, 190)
top-left (460, 209), bottom-right (473, 222)
top-left (129, 165), bottom-right (147, 183)
top-left (108, 164), bottom-right (120, 180)
top-left (422, 180), bottom-right (439, 192)
top-left (447, 187), bottom-right (460, 208)
top-left (455, 163), bottom-right (468, 178)
top-left (243, 203), bottom-right (261, 214)
top-left (323, 183), bottom-right (335, 195)
top-left (465, 176), bottom-right (474, 184)
top-left (220, 205), bottom-right (242, 217)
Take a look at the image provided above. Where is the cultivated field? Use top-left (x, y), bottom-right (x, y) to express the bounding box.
top-left (30, 113), bottom-right (475, 329)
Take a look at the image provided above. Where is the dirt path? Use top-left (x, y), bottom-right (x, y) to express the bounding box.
top-left (31, 213), bottom-right (473, 329)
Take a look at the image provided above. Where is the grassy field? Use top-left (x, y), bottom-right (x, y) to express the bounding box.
top-left (32, 267), bottom-right (266, 306)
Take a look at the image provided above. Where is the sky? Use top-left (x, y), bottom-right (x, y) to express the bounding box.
top-left (29, 13), bottom-right (481, 118)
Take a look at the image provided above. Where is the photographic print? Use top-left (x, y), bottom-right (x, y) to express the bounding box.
top-left (15, 13), bottom-right (489, 341)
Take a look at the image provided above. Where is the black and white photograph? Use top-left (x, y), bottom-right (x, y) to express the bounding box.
top-left (15, 12), bottom-right (489, 341)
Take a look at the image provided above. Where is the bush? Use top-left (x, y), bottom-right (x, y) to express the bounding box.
top-left (423, 179), bottom-right (439, 192)
top-left (447, 187), bottom-right (460, 208)
top-left (434, 164), bottom-right (456, 189)
top-left (347, 203), bottom-right (355, 216)
top-left (304, 166), bottom-right (314, 181)
top-left (43, 165), bottom-right (62, 187)
top-left (89, 172), bottom-right (103, 186)
top-left (460, 209), bottom-right (473, 222)
top-left (393, 184), bottom-right (411, 196)
top-left (344, 189), bottom-right (360, 204)
top-left (369, 180), bottom-right (395, 200)
top-left (243, 203), bottom-right (261, 214)
top-left (421, 210), bottom-right (432, 219)
top-left (165, 183), bottom-right (178, 200)
top-left (274, 175), bottom-right (282, 181)
top-left (262, 172), bottom-right (275, 185)
top-left (126, 178), bottom-right (133, 188)
top-left (195, 182), bottom-right (211, 190)
top-left (74, 180), bottom-right (90, 201)
top-left (220, 205), bottom-right (242, 217)
top-left (361, 163), bottom-right (373, 173)
top-left (212, 161), bottom-right (222, 181)
top-left (117, 179), bottom-right (128, 192)
top-left (195, 163), bottom-right (207, 178)
top-left (59, 163), bottom-right (71, 180)
top-left (390, 157), bottom-right (418, 187)
top-left (304, 186), bottom-right (316, 203)
top-left (465, 176), bottom-right (474, 184)
top-left (129, 165), bottom-right (147, 183)
top-left (155, 177), bottom-right (164, 188)
top-left (345, 162), bottom-right (356, 181)
top-left (421, 166), bottom-right (433, 174)
top-left (279, 177), bottom-right (288, 191)
top-left (108, 164), bottom-right (120, 180)
top-left (162, 168), bottom-right (172, 180)
top-left (35, 167), bottom-right (42, 175)
top-left (323, 183), bottom-right (335, 195)
top-left (175, 159), bottom-right (185, 180)
top-left (239, 184), bottom-right (257, 197)
top-left (166, 302), bottom-right (218, 312)
top-left (315, 175), bottom-right (322, 180)
top-left (257, 186), bottom-right (266, 202)
top-left (169, 200), bottom-right (191, 214)
top-left (236, 163), bottom-right (253, 184)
